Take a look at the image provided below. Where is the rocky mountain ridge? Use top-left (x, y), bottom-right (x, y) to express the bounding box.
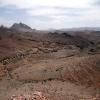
top-left (10, 22), bottom-right (34, 32)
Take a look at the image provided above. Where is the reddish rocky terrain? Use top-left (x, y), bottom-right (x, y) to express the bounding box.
top-left (0, 26), bottom-right (100, 100)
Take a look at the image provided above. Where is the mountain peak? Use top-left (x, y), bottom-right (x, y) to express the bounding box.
top-left (10, 22), bottom-right (33, 32)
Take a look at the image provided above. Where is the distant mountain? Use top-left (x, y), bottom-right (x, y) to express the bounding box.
top-left (10, 23), bottom-right (34, 32)
top-left (59, 27), bottom-right (100, 32)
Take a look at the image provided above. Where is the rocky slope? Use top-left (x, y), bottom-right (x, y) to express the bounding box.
top-left (0, 27), bottom-right (100, 100)
top-left (10, 23), bottom-right (34, 32)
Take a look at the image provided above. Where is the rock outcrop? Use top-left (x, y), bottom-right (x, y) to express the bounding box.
top-left (10, 23), bottom-right (33, 32)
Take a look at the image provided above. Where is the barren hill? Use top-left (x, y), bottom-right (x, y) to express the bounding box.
top-left (10, 22), bottom-right (34, 32)
top-left (0, 26), bottom-right (100, 100)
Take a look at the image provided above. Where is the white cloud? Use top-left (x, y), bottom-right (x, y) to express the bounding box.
top-left (0, 0), bottom-right (100, 29)
top-left (27, 8), bottom-right (60, 16)
top-left (0, 0), bottom-right (91, 8)
top-left (0, 17), bottom-right (14, 26)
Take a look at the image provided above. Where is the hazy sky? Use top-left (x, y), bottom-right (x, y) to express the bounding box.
top-left (0, 0), bottom-right (100, 29)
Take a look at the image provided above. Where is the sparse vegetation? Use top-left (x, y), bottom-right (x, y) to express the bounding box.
top-left (0, 25), bottom-right (100, 100)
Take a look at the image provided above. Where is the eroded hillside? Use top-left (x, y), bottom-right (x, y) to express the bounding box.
top-left (0, 28), bottom-right (100, 100)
